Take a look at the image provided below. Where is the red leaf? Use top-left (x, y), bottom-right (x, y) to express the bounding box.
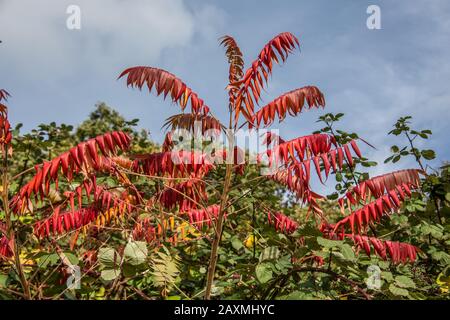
top-left (119, 66), bottom-right (210, 114)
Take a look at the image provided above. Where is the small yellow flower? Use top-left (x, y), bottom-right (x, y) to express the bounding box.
top-left (244, 234), bottom-right (256, 249)
top-left (436, 270), bottom-right (450, 294)
top-left (18, 252), bottom-right (35, 273)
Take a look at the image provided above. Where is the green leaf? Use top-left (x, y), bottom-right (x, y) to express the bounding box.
top-left (255, 263), bottom-right (273, 284)
top-left (277, 291), bottom-right (314, 300)
top-left (445, 193), bottom-right (450, 203)
top-left (389, 284), bottom-right (409, 297)
top-left (98, 247), bottom-right (119, 269)
top-left (340, 244), bottom-right (355, 261)
top-left (0, 274), bottom-right (10, 287)
top-left (122, 264), bottom-right (138, 278)
top-left (395, 276), bottom-right (416, 289)
top-left (37, 253), bottom-right (59, 268)
top-left (231, 236), bottom-right (243, 251)
top-left (381, 271), bottom-right (394, 282)
top-left (317, 236), bottom-right (342, 248)
top-left (63, 252), bottom-right (79, 265)
top-left (421, 149), bottom-right (436, 160)
top-left (124, 241), bottom-right (148, 266)
top-left (100, 268), bottom-right (120, 281)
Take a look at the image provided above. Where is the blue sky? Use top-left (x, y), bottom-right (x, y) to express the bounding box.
top-left (1, 0), bottom-right (449, 177)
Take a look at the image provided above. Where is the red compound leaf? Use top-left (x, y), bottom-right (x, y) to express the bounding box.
top-left (0, 89), bottom-right (10, 102)
top-left (231, 32), bottom-right (300, 123)
top-left (220, 35), bottom-right (244, 85)
top-left (267, 211), bottom-right (299, 234)
top-left (320, 224), bottom-right (420, 264)
top-left (252, 86), bottom-right (325, 127)
top-left (33, 180), bottom-right (134, 238)
top-left (33, 207), bottom-right (99, 238)
top-left (0, 89), bottom-right (11, 116)
top-left (163, 113), bottom-right (224, 134)
top-left (352, 234), bottom-right (419, 264)
top-left (0, 114), bottom-right (12, 150)
top-left (333, 184), bottom-right (415, 234)
top-left (132, 217), bottom-right (159, 244)
top-left (119, 66), bottom-right (211, 114)
top-left (131, 150), bottom-right (215, 178)
top-left (262, 138), bottom-right (361, 186)
top-left (151, 179), bottom-right (208, 212)
top-left (10, 132), bottom-right (131, 214)
top-left (186, 205), bottom-right (222, 229)
top-left (162, 132), bottom-right (174, 152)
top-left (0, 236), bottom-right (13, 258)
top-left (338, 169), bottom-right (424, 212)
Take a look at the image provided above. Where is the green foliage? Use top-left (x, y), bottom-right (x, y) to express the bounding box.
top-left (0, 107), bottom-right (448, 301)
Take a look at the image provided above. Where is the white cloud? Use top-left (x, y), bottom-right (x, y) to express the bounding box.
top-left (0, 0), bottom-right (201, 82)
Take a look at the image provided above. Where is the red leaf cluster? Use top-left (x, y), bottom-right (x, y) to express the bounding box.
top-left (162, 132), bottom-right (174, 152)
top-left (220, 35), bottom-right (244, 87)
top-left (132, 150), bottom-right (216, 178)
top-left (333, 169), bottom-right (423, 234)
top-left (233, 32), bottom-right (299, 122)
top-left (154, 179), bottom-right (207, 212)
top-left (338, 169), bottom-right (423, 211)
top-left (163, 113), bottom-right (223, 134)
top-left (267, 211), bottom-right (299, 234)
top-left (132, 217), bottom-right (158, 244)
top-left (0, 89), bottom-right (10, 102)
top-left (34, 207), bottom-right (99, 238)
top-left (253, 86), bottom-right (325, 127)
top-left (268, 167), bottom-right (309, 199)
top-left (11, 131), bottom-right (131, 213)
top-left (132, 216), bottom-right (179, 245)
top-left (32, 179), bottom-right (133, 238)
top-left (352, 234), bottom-right (418, 263)
top-left (187, 205), bottom-right (221, 229)
top-left (320, 224), bottom-right (419, 264)
top-left (266, 167), bottom-right (324, 219)
top-left (0, 89), bottom-right (10, 116)
top-left (264, 136), bottom-right (361, 184)
top-left (0, 236), bottom-right (13, 258)
top-left (119, 67), bottom-right (210, 114)
top-left (333, 184), bottom-right (413, 234)
top-left (0, 113), bottom-right (12, 149)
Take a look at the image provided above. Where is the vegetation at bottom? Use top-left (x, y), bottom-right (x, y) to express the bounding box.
top-left (0, 33), bottom-right (448, 300)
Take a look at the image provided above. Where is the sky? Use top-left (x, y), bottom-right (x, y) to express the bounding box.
top-left (0, 0), bottom-right (449, 178)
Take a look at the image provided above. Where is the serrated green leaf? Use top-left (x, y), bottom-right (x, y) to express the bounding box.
top-left (445, 193), bottom-right (450, 203)
top-left (255, 263), bottom-right (273, 284)
top-left (101, 268), bottom-right (120, 281)
top-left (381, 271), bottom-right (394, 282)
top-left (124, 241), bottom-right (147, 266)
top-left (340, 244), bottom-right (355, 261)
top-left (389, 284), bottom-right (409, 296)
top-left (395, 276), bottom-right (416, 289)
top-left (317, 236), bottom-right (342, 248)
top-left (231, 236), bottom-right (243, 251)
top-left (98, 247), bottom-right (119, 269)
